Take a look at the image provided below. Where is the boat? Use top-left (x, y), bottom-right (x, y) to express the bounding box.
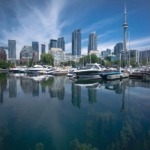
top-left (26, 65), bottom-right (53, 75)
top-left (67, 67), bottom-right (77, 77)
top-left (9, 66), bottom-right (27, 73)
top-left (73, 63), bottom-right (104, 80)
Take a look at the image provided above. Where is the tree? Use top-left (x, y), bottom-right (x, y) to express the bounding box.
top-left (40, 53), bottom-right (54, 66)
top-left (0, 60), bottom-right (9, 69)
top-left (79, 54), bottom-right (99, 66)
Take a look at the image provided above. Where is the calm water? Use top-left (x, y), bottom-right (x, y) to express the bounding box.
top-left (0, 73), bottom-right (150, 150)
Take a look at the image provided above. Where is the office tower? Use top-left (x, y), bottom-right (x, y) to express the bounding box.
top-left (32, 41), bottom-right (39, 52)
top-left (8, 40), bottom-right (16, 59)
top-left (72, 29), bottom-right (81, 56)
top-left (49, 39), bottom-right (57, 50)
top-left (57, 37), bottom-right (65, 51)
top-left (88, 32), bottom-right (97, 53)
top-left (20, 46), bottom-right (34, 63)
top-left (32, 41), bottom-right (39, 61)
top-left (122, 2), bottom-right (128, 51)
top-left (0, 48), bottom-right (7, 61)
top-left (106, 49), bottom-right (111, 55)
top-left (41, 44), bottom-right (46, 54)
top-left (114, 43), bottom-right (123, 55)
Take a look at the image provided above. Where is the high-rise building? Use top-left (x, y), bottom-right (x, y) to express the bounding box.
top-left (8, 40), bottom-right (16, 59)
top-left (88, 32), bottom-right (97, 53)
top-left (49, 39), bottom-right (57, 50)
top-left (57, 37), bottom-right (65, 51)
top-left (72, 29), bottom-right (81, 56)
top-left (0, 48), bottom-right (7, 61)
top-left (32, 41), bottom-right (39, 61)
top-left (114, 43), bottom-right (123, 55)
top-left (20, 46), bottom-right (34, 64)
top-left (41, 44), bottom-right (46, 54)
top-left (32, 41), bottom-right (39, 52)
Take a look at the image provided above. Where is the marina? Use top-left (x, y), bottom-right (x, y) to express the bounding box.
top-left (0, 0), bottom-right (149, 149)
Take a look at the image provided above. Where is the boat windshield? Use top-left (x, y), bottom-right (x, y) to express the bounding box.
top-left (85, 64), bottom-right (101, 69)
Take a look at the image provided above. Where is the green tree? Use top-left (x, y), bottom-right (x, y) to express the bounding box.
top-left (40, 53), bottom-right (54, 66)
top-left (79, 54), bottom-right (99, 66)
top-left (0, 60), bottom-right (9, 69)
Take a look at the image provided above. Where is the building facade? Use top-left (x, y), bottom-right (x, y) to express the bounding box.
top-left (88, 32), bottom-right (97, 53)
top-left (8, 40), bottom-right (16, 59)
top-left (72, 29), bottom-right (81, 56)
top-left (20, 46), bottom-right (34, 64)
top-left (32, 42), bottom-right (39, 61)
top-left (0, 48), bottom-right (7, 61)
top-left (41, 44), bottom-right (46, 54)
top-left (114, 43), bottom-right (123, 55)
top-left (57, 37), bottom-right (65, 51)
top-left (32, 42), bottom-right (39, 52)
top-left (49, 39), bottom-right (57, 50)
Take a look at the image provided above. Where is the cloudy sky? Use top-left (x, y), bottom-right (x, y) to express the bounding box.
top-left (0, 0), bottom-right (150, 58)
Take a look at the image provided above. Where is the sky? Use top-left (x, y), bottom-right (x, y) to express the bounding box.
top-left (0, 0), bottom-right (150, 58)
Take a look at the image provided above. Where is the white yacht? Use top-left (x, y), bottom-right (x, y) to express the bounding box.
top-left (74, 63), bottom-right (105, 80)
top-left (26, 65), bottom-right (53, 75)
top-left (9, 66), bottom-right (27, 73)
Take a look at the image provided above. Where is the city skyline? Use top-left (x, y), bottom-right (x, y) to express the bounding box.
top-left (0, 0), bottom-right (150, 58)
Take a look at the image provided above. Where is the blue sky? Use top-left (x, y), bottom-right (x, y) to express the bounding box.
top-left (0, 0), bottom-right (150, 58)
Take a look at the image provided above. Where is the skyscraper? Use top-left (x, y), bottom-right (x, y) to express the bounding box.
top-left (88, 32), bottom-right (97, 53)
top-left (32, 41), bottom-right (39, 52)
top-left (57, 37), bottom-right (65, 51)
top-left (8, 40), bottom-right (16, 59)
top-left (41, 44), bottom-right (46, 54)
top-left (72, 29), bottom-right (81, 56)
top-left (114, 43), bottom-right (123, 55)
top-left (32, 41), bottom-right (39, 62)
top-left (122, 2), bottom-right (128, 51)
top-left (49, 39), bottom-right (57, 50)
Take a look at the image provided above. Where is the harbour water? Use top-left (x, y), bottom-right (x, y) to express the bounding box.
top-left (0, 73), bottom-right (150, 150)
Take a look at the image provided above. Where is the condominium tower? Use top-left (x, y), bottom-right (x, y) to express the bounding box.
top-left (8, 40), bottom-right (16, 59)
top-left (88, 32), bottom-right (97, 53)
top-left (72, 29), bottom-right (81, 56)
top-left (57, 37), bottom-right (65, 51)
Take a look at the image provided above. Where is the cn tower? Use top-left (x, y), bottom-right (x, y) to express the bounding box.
top-left (122, 1), bottom-right (128, 51)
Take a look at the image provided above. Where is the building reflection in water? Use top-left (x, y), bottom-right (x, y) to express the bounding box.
top-left (20, 77), bottom-right (34, 94)
top-left (9, 75), bottom-right (17, 98)
top-left (32, 81), bottom-right (39, 96)
top-left (71, 83), bottom-right (81, 108)
top-left (88, 87), bottom-right (97, 104)
top-left (48, 76), bottom-right (65, 100)
top-left (0, 74), bottom-right (7, 103)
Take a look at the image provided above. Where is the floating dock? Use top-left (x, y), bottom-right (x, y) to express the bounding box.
top-left (107, 72), bottom-right (129, 80)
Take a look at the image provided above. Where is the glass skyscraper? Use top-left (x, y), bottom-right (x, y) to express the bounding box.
top-left (32, 41), bottom-right (39, 62)
top-left (114, 42), bottom-right (123, 55)
top-left (41, 44), bottom-right (46, 54)
top-left (72, 29), bottom-right (81, 56)
top-left (88, 32), bottom-right (97, 53)
top-left (49, 39), bottom-right (57, 50)
top-left (57, 37), bottom-right (65, 51)
top-left (8, 40), bottom-right (16, 59)
top-left (32, 41), bottom-right (39, 52)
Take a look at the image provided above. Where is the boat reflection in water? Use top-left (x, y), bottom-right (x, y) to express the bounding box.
top-left (0, 74), bottom-right (150, 150)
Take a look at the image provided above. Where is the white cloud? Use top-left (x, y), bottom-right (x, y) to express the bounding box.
top-left (1, 0), bottom-right (67, 58)
top-left (130, 37), bottom-right (150, 50)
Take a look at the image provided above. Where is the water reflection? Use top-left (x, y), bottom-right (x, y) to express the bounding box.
top-left (0, 74), bottom-right (7, 103)
top-left (0, 74), bottom-right (150, 150)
